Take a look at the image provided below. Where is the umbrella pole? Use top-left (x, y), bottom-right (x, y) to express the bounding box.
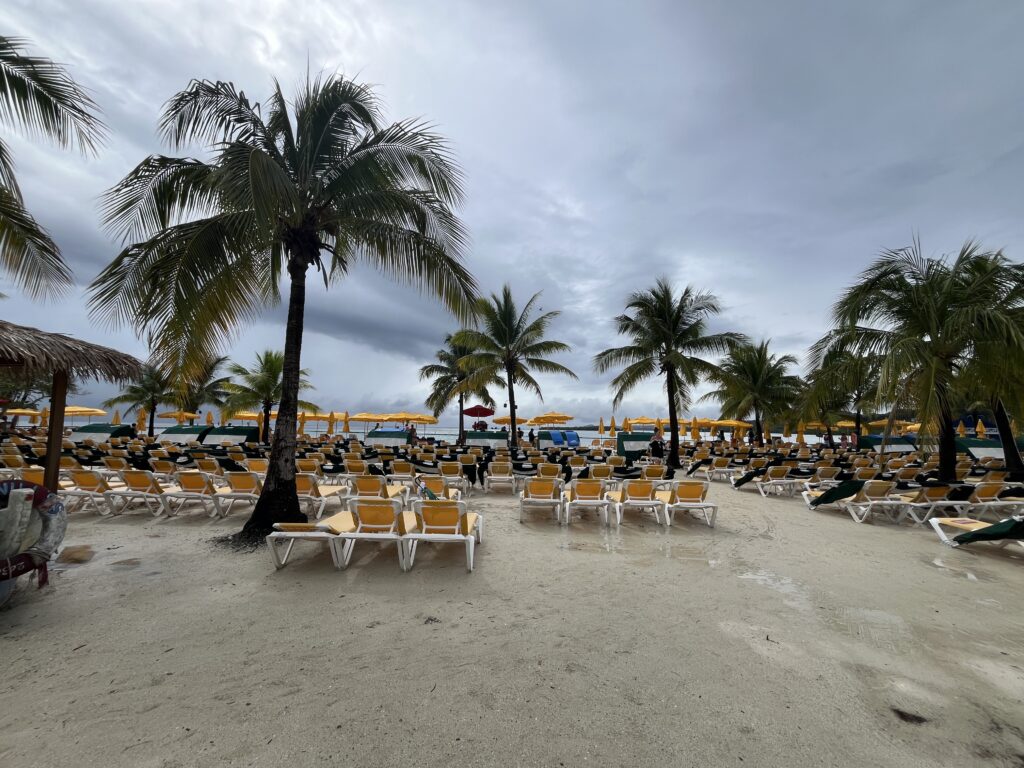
top-left (43, 369), bottom-right (68, 492)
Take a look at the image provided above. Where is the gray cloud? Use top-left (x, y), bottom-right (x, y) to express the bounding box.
top-left (6, 0), bottom-right (1024, 425)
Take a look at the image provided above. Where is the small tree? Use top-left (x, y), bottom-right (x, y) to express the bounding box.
top-left (103, 364), bottom-right (174, 437)
top-left (420, 334), bottom-right (499, 444)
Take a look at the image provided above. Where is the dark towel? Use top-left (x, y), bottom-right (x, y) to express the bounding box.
top-left (955, 517), bottom-right (1024, 545)
top-left (810, 480), bottom-right (864, 507)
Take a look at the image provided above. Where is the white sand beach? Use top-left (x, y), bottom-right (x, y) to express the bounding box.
top-left (2, 487), bottom-right (1023, 768)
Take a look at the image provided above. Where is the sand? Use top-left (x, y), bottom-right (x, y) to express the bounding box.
top-left (2, 485), bottom-right (1023, 767)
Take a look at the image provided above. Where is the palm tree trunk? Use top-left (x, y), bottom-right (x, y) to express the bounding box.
top-left (824, 423), bottom-right (835, 449)
top-left (854, 409), bottom-right (861, 439)
top-left (242, 261), bottom-right (307, 539)
top-left (993, 399), bottom-right (1024, 478)
top-left (506, 366), bottom-right (517, 451)
top-left (458, 391), bottom-right (465, 445)
top-left (937, 409), bottom-right (957, 483)
top-left (753, 408), bottom-right (763, 448)
top-left (148, 397), bottom-right (156, 437)
top-left (665, 367), bottom-right (680, 468)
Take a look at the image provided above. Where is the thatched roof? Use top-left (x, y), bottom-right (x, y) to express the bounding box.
top-left (0, 319), bottom-right (144, 383)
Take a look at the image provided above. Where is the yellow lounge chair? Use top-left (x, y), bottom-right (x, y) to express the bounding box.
top-left (658, 480), bottom-right (718, 527)
top-left (219, 471), bottom-right (264, 516)
top-left (562, 479), bottom-right (611, 526)
top-left (162, 471), bottom-right (230, 517)
top-left (296, 472), bottom-right (349, 519)
top-left (104, 469), bottom-right (182, 516)
top-left (350, 475), bottom-right (409, 506)
top-left (267, 510), bottom-right (358, 569)
top-left (64, 469), bottom-right (122, 515)
top-left (405, 499), bottom-right (482, 572)
top-left (338, 498), bottom-right (417, 570)
top-left (606, 479), bottom-right (664, 526)
top-left (483, 461), bottom-right (515, 493)
top-left (519, 477), bottom-right (563, 523)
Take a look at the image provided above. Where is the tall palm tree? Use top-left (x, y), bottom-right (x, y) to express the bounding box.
top-left (0, 36), bottom-right (105, 297)
top-left (176, 353), bottom-right (231, 422)
top-left (455, 285), bottom-right (577, 448)
top-left (222, 350), bottom-right (318, 443)
top-left (702, 340), bottom-right (802, 447)
top-left (89, 75), bottom-right (475, 538)
top-left (103, 364), bottom-right (174, 437)
top-left (419, 334), bottom-right (499, 444)
top-left (802, 347), bottom-right (884, 446)
top-left (815, 240), bottom-right (1024, 481)
top-left (592, 279), bottom-right (740, 467)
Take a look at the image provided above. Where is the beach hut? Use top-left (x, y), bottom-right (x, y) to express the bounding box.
top-left (0, 319), bottom-right (142, 491)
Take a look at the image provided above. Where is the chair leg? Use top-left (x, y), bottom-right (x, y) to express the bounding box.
top-left (465, 536), bottom-right (475, 572)
top-left (404, 539), bottom-right (417, 569)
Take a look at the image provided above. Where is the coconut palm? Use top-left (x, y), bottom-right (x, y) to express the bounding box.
top-left (103, 364), bottom-right (174, 437)
top-left (176, 353), bottom-right (231, 421)
top-left (419, 334), bottom-right (499, 444)
top-left (454, 285), bottom-right (577, 448)
top-left (702, 340), bottom-right (802, 447)
top-left (815, 240), bottom-right (1024, 481)
top-left (222, 350), bottom-right (318, 443)
top-left (960, 341), bottom-right (1024, 477)
top-left (801, 347), bottom-right (884, 446)
top-left (592, 279), bottom-right (740, 467)
top-left (0, 36), bottom-right (105, 297)
top-left (89, 75), bottom-right (475, 538)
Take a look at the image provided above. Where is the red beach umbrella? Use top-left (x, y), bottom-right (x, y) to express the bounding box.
top-left (462, 404), bottom-right (495, 418)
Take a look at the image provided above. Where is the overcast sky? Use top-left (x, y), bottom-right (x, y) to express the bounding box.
top-left (6, 1), bottom-right (1024, 425)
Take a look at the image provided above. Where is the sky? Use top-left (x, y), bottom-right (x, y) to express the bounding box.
top-left (5, 0), bottom-right (1024, 426)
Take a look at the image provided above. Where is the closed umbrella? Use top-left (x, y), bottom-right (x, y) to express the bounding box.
top-left (976, 420), bottom-right (987, 438)
top-left (298, 411), bottom-right (307, 435)
top-left (782, 423), bottom-right (791, 438)
top-left (609, 416), bottom-right (617, 436)
top-left (621, 417), bottom-right (631, 432)
top-left (40, 407), bottom-right (49, 430)
top-left (341, 410), bottom-right (350, 433)
top-left (957, 420), bottom-right (967, 437)
top-left (598, 417), bottom-right (605, 436)
top-left (327, 411), bottom-right (336, 434)
top-left (111, 409), bottom-right (121, 426)
top-left (136, 407), bottom-right (147, 433)
top-left (796, 421), bottom-right (805, 444)
top-left (691, 419), bottom-right (700, 442)
top-left (206, 411), bottom-right (214, 426)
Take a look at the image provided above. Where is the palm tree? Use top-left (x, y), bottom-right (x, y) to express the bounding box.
top-left (815, 240), bottom-right (1024, 481)
top-left (177, 353), bottom-right (231, 422)
top-left (89, 75), bottom-right (475, 538)
top-left (222, 350), bottom-right (318, 443)
top-left (702, 340), bottom-right (802, 447)
top-left (454, 285), bottom-right (577, 448)
top-left (801, 347), bottom-right (884, 447)
top-left (0, 36), bottom-right (105, 297)
top-left (419, 334), bottom-right (499, 444)
top-left (103, 365), bottom-right (174, 437)
top-left (592, 279), bottom-right (740, 467)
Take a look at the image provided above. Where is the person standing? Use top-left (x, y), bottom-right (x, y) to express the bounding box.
top-left (649, 427), bottom-right (665, 463)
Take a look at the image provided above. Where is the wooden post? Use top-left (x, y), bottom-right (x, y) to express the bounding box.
top-left (43, 369), bottom-right (68, 492)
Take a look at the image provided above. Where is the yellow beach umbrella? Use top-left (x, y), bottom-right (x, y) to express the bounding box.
top-left (609, 416), bottom-right (617, 436)
top-left (136, 407), bottom-right (147, 433)
top-left (5, 407), bottom-right (39, 417)
top-left (341, 410), bottom-right (350, 433)
top-left (298, 411), bottom-right (307, 435)
top-left (655, 418), bottom-right (664, 431)
top-left (860, 424), bottom-right (869, 436)
top-left (598, 417), bottom-right (605, 436)
top-left (630, 416), bottom-right (657, 426)
top-left (493, 415), bottom-right (515, 425)
top-left (796, 420), bottom-right (805, 444)
top-left (40, 406), bottom-right (49, 429)
top-left (621, 417), bottom-right (631, 432)
top-left (206, 411), bottom-right (214, 426)
top-left (111, 409), bottom-right (121, 426)
top-left (957, 420), bottom-right (967, 437)
top-left (350, 412), bottom-right (385, 423)
top-left (836, 420), bottom-right (857, 429)
top-left (782, 423), bottom-right (791, 438)
top-left (690, 419), bottom-right (700, 441)
top-left (976, 420), bottom-right (987, 438)
top-left (764, 426), bottom-right (772, 443)
top-left (327, 411), bottom-right (337, 434)
top-left (158, 409), bottom-right (198, 425)
top-left (256, 411), bottom-right (265, 439)
top-left (218, 410), bottom-right (228, 427)
top-left (66, 406), bottom-right (107, 417)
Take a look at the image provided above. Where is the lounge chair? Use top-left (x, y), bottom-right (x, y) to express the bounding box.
top-left (703, 457), bottom-right (733, 483)
top-left (843, 481), bottom-right (902, 524)
top-left (658, 480), bottom-right (718, 527)
top-left (63, 469), bottom-right (121, 515)
top-left (336, 498), bottom-right (415, 570)
top-left (563, 479), bottom-right (611, 526)
top-left (104, 469), bottom-right (181, 515)
top-left (964, 483), bottom-right (1024, 521)
top-left (484, 461), bottom-right (515, 493)
top-left (219, 471), bottom-right (264, 516)
top-left (753, 466), bottom-right (801, 497)
top-left (405, 499), bottom-right (483, 572)
top-left (266, 511), bottom-right (358, 569)
top-left (350, 475), bottom-right (409, 506)
top-left (160, 471), bottom-right (235, 517)
top-left (896, 485), bottom-right (968, 526)
top-left (606, 479), bottom-right (664, 526)
top-left (929, 515), bottom-right (1024, 551)
top-left (519, 478), bottom-right (563, 523)
top-left (295, 472), bottom-right (349, 519)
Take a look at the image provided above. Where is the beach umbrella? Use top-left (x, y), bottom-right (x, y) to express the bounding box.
top-left (860, 425), bottom-right (869, 436)
top-left (655, 418), bottom-right (664, 431)
top-left (957, 420), bottom-right (967, 437)
top-left (462, 404), bottom-right (494, 418)
top-left (609, 416), bottom-right (617, 436)
top-left (796, 421), bottom-right (805, 444)
top-left (5, 407), bottom-right (39, 417)
top-left (629, 416), bottom-right (656, 426)
top-left (111, 409), bottom-right (121, 425)
top-left (136, 407), bottom-right (147, 433)
top-left (341, 411), bottom-right (350, 433)
top-left (206, 411), bottom-right (214, 426)
top-left (298, 411), bottom-right (307, 435)
top-left (621, 417), bottom-right (631, 432)
top-left (327, 411), bottom-right (336, 434)
top-left (782, 423), bottom-right (791, 438)
top-left (764, 426), bottom-right (772, 443)
top-left (218, 410), bottom-right (227, 426)
top-left (690, 419), bottom-right (699, 441)
top-left (492, 415), bottom-right (514, 425)
top-left (158, 409), bottom-right (198, 425)
top-left (598, 417), bottom-right (605, 436)
top-left (39, 406), bottom-right (49, 429)
top-left (976, 420), bottom-right (987, 438)
top-left (835, 420), bottom-right (857, 429)
top-left (256, 411), bottom-right (265, 439)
